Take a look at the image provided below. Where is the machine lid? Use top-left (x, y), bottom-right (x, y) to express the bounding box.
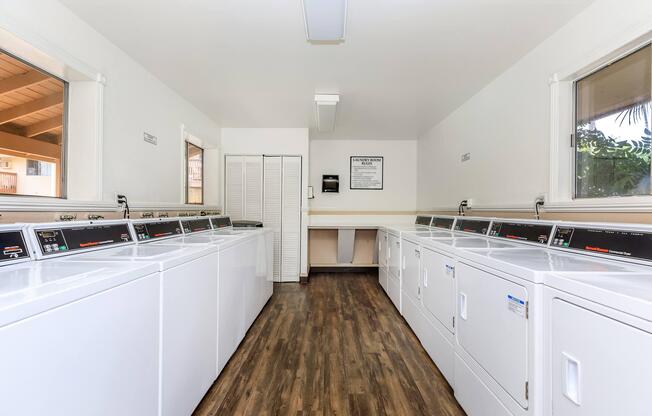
top-left (30, 221), bottom-right (133, 259)
top-left (131, 219), bottom-right (183, 242)
top-left (488, 220), bottom-right (554, 245)
top-left (210, 216), bottom-right (233, 229)
top-left (180, 217), bottom-right (213, 233)
top-left (453, 218), bottom-right (491, 235)
top-left (415, 215), bottom-right (433, 226)
top-left (550, 224), bottom-right (652, 264)
top-left (435, 237), bottom-right (521, 249)
top-left (0, 227), bottom-right (32, 265)
top-left (431, 216), bottom-right (455, 230)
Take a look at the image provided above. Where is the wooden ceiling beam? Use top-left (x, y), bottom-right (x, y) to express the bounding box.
top-left (0, 70), bottom-right (49, 96)
top-left (0, 130), bottom-right (60, 163)
top-left (24, 116), bottom-right (62, 137)
top-left (0, 92), bottom-right (63, 125)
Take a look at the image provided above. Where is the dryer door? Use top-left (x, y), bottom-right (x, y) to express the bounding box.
top-left (421, 247), bottom-right (455, 333)
top-left (388, 234), bottom-right (401, 279)
top-left (401, 239), bottom-right (420, 302)
top-left (456, 262), bottom-right (529, 408)
top-left (551, 298), bottom-right (652, 416)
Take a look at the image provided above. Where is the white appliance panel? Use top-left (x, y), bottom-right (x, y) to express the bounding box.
top-left (402, 239), bottom-right (420, 302)
top-left (421, 247), bottom-right (456, 333)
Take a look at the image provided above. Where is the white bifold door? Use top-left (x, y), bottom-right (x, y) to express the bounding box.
top-left (263, 156), bottom-right (301, 282)
top-left (225, 155), bottom-right (263, 221)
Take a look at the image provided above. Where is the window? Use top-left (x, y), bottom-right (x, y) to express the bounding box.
top-left (186, 142), bottom-right (203, 204)
top-left (0, 49), bottom-right (66, 198)
top-left (574, 44), bottom-right (651, 199)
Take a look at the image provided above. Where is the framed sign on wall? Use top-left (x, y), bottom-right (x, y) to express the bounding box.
top-left (350, 156), bottom-right (383, 190)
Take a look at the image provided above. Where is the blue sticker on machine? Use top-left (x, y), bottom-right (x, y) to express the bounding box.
top-left (507, 295), bottom-right (526, 317)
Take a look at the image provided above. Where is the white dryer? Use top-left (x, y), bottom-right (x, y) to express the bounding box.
top-left (47, 218), bottom-right (219, 416)
top-left (541, 222), bottom-right (652, 416)
top-left (382, 215), bottom-right (436, 311)
top-left (449, 222), bottom-right (648, 416)
top-left (1, 221), bottom-right (161, 416)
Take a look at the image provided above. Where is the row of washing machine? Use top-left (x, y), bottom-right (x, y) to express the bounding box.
top-left (0, 215), bottom-right (273, 416)
top-left (379, 215), bottom-right (652, 416)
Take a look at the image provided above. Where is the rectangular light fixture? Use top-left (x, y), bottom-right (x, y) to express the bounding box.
top-left (315, 94), bottom-right (339, 132)
top-left (302, 0), bottom-right (347, 42)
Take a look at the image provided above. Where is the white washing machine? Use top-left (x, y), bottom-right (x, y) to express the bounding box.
top-left (382, 215), bottom-right (436, 311)
top-left (49, 218), bottom-right (219, 416)
top-left (401, 217), bottom-right (551, 387)
top-left (450, 222), bottom-right (649, 416)
top-left (0, 221), bottom-right (161, 416)
top-left (541, 222), bottom-right (652, 416)
top-left (152, 216), bottom-right (273, 377)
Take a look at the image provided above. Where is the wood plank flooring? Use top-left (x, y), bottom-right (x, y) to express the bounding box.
top-left (194, 272), bottom-right (466, 416)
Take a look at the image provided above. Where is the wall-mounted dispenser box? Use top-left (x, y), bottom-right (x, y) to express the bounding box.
top-left (322, 175), bottom-right (339, 193)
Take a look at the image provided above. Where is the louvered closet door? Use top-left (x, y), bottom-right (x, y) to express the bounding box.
top-left (225, 156), bottom-right (244, 220)
top-left (243, 156), bottom-right (263, 221)
top-left (263, 156), bottom-right (282, 282)
top-left (281, 156), bottom-right (301, 282)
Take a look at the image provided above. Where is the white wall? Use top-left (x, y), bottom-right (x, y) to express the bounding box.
top-left (309, 139), bottom-right (417, 211)
top-left (0, 0), bottom-right (221, 208)
top-left (417, 0), bottom-right (652, 211)
top-left (221, 128), bottom-right (310, 277)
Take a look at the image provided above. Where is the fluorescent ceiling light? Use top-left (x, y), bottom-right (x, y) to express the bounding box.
top-left (315, 94), bottom-right (339, 132)
top-left (302, 0), bottom-right (347, 42)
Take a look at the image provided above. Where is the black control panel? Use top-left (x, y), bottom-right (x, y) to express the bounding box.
top-left (35, 223), bottom-right (132, 255)
top-left (210, 217), bottom-right (232, 229)
top-left (489, 222), bottom-right (553, 245)
top-left (0, 231), bottom-right (30, 262)
top-left (180, 218), bottom-right (212, 234)
top-left (551, 226), bottom-right (652, 261)
top-left (415, 216), bottom-right (433, 226)
top-left (133, 220), bottom-right (182, 241)
top-left (453, 219), bottom-right (491, 235)
top-left (432, 217), bottom-right (455, 230)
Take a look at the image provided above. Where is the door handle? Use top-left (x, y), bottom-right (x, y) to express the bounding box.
top-left (402, 255), bottom-right (406, 270)
top-left (423, 268), bottom-right (428, 287)
top-left (459, 292), bottom-right (468, 320)
top-left (562, 353), bottom-right (581, 406)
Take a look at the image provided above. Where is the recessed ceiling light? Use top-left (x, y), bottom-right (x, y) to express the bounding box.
top-left (302, 0), bottom-right (347, 42)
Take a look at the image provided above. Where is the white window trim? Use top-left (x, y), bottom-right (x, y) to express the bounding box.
top-left (548, 25), bottom-right (652, 212)
top-left (0, 21), bottom-right (106, 210)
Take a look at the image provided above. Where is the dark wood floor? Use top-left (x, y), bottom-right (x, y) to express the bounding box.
top-left (194, 272), bottom-right (466, 416)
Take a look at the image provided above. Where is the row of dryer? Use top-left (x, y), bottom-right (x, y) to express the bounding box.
top-left (0, 215), bottom-right (273, 416)
top-left (379, 215), bottom-right (652, 416)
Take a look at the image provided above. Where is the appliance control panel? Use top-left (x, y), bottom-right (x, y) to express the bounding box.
top-left (180, 218), bottom-right (212, 234)
top-left (0, 231), bottom-right (30, 262)
top-left (454, 219), bottom-right (491, 235)
top-left (551, 226), bottom-right (652, 261)
top-left (210, 217), bottom-right (232, 229)
top-left (415, 216), bottom-right (433, 226)
top-left (133, 220), bottom-right (182, 241)
top-left (432, 217), bottom-right (455, 230)
top-left (489, 221), bottom-right (553, 245)
top-left (34, 223), bottom-right (132, 256)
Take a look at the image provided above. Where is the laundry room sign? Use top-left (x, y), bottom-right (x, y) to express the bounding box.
top-left (350, 156), bottom-right (383, 190)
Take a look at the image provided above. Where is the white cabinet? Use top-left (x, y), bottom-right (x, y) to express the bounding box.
top-left (225, 155), bottom-right (263, 221)
top-left (550, 298), bottom-right (652, 416)
top-left (421, 247), bottom-right (456, 333)
top-left (263, 155), bottom-right (301, 282)
top-left (0, 275), bottom-right (160, 416)
top-left (456, 262), bottom-right (529, 408)
top-left (379, 264), bottom-right (388, 293)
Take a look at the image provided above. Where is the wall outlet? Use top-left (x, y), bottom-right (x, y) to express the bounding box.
top-left (465, 198), bottom-right (474, 209)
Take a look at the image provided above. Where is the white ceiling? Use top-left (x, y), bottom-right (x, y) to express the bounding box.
top-left (60, 0), bottom-right (593, 139)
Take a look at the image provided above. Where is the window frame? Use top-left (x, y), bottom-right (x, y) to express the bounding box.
top-left (548, 30), bottom-right (652, 212)
top-left (185, 141), bottom-right (204, 205)
top-left (0, 48), bottom-right (68, 199)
